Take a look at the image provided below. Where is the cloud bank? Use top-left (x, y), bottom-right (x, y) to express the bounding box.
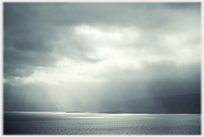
top-left (4, 3), bottom-right (201, 112)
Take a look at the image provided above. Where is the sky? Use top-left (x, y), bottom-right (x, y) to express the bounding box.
top-left (3, 3), bottom-right (201, 111)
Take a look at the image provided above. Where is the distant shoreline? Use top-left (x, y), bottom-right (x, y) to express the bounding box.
top-left (3, 111), bottom-right (201, 114)
top-left (65, 111), bottom-right (200, 114)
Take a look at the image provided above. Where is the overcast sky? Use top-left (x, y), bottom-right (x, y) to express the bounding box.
top-left (4, 3), bottom-right (201, 111)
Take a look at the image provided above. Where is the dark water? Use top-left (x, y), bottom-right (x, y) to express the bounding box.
top-left (4, 112), bottom-right (201, 135)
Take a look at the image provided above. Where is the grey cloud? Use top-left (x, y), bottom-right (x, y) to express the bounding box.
top-left (5, 3), bottom-right (200, 30)
top-left (4, 46), bottom-right (59, 78)
top-left (4, 2), bottom-right (200, 76)
top-left (4, 3), bottom-right (58, 78)
top-left (4, 3), bottom-right (101, 79)
top-left (162, 3), bottom-right (200, 11)
top-left (51, 27), bottom-right (101, 63)
top-left (95, 60), bottom-right (200, 82)
top-left (3, 3), bottom-right (201, 112)
top-left (3, 61), bottom-right (200, 111)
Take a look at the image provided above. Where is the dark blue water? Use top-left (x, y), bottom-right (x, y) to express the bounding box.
top-left (4, 112), bottom-right (201, 134)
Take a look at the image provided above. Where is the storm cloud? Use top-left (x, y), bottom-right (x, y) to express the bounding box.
top-left (3, 3), bottom-right (201, 112)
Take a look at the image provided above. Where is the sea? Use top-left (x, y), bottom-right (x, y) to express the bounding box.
top-left (4, 112), bottom-right (201, 135)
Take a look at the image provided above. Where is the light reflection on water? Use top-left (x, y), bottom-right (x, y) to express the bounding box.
top-left (4, 112), bottom-right (201, 135)
top-left (64, 117), bottom-right (115, 119)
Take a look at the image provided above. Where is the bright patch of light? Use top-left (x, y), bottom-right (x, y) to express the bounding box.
top-left (63, 117), bottom-right (114, 119)
top-left (75, 25), bottom-right (140, 47)
top-left (7, 24), bottom-right (200, 86)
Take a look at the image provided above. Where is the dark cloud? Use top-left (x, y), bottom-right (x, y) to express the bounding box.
top-left (4, 3), bottom-right (200, 75)
top-left (4, 3), bottom-right (102, 78)
top-left (4, 3), bottom-right (57, 78)
top-left (3, 3), bottom-right (201, 112)
top-left (4, 46), bottom-right (59, 78)
top-left (162, 3), bottom-right (200, 11)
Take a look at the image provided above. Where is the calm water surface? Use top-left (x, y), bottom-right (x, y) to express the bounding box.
top-left (4, 112), bottom-right (201, 135)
